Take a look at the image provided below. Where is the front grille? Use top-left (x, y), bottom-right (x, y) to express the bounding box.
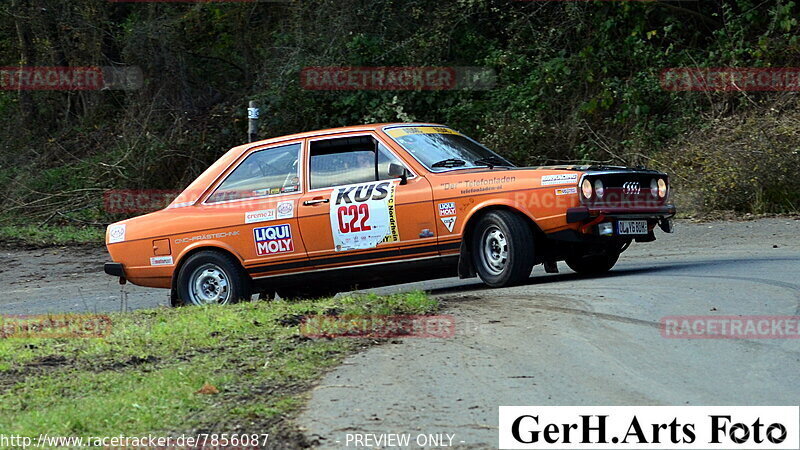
top-left (583, 172), bottom-right (668, 208)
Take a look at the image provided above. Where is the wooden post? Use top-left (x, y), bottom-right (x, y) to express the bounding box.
top-left (248, 101), bottom-right (259, 143)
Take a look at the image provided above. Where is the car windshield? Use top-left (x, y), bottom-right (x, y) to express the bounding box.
top-left (385, 126), bottom-right (513, 172)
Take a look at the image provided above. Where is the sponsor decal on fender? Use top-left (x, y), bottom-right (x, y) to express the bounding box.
top-left (108, 224), bottom-right (126, 244)
top-left (438, 202), bottom-right (456, 216)
top-left (174, 231), bottom-right (239, 245)
top-left (245, 209), bottom-right (276, 224)
top-left (555, 187), bottom-right (578, 196)
top-left (150, 256), bottom-right (174, 266)
top-left (541, 174), bottom-right (579, 186)
top-left (330, 180), bottom-right (399, 251)
top-left (254, 224), bottom-right (294, 256)
top-left (441, 216), bottom-right (456, 233)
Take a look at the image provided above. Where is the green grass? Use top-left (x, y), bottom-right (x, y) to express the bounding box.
top-left (0, 291), bottom-right (437, 440)
top-left (0, 224), bottom-right (105, 246)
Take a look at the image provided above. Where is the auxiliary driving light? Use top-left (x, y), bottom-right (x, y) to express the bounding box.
top-left (658, 178), bottom-right (668, 198)
top-left (581, 178), bottom-right (593, 199)
top-left (650, 178), bottom-right (659, 197)
top-left (594, 179), bottom-right (605, 198)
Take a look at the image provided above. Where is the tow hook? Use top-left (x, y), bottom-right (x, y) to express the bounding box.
top-left (659, 218), bottom-right (675, 233)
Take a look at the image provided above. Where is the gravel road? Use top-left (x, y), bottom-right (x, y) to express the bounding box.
top-left (295, 218), bottom-right (800, 448)
top-left (2, 218), bottom-right (799, 449)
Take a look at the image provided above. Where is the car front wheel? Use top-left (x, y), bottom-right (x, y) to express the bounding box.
top-left (177, 251), bottom-right (251, 306)
top-left (565, 246), bottom-right (622, 275)
top-left (471, 210), bottom-right (535, 287)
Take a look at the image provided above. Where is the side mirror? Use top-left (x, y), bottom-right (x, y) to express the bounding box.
top-left (388, 163), bottom-right (408, 185)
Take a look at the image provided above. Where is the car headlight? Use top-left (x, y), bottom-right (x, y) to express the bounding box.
top-left (650, 178), bottom-right (659, 197)
top-left (594, 179), bottom-right (605, 198)
top-left (581, 178), bottom-right (593, 199)
top-left (658, 178), bottom-right (668, 198)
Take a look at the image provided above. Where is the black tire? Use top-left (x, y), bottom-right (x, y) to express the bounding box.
top-left (470, 210), bottom-right (536, 287)
top-left (565, 249), bottom-right (620, 275)
top-left (176, 250), bottom-right (251, 306)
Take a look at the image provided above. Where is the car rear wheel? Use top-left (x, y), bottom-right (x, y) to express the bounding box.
top-left (177, 251), bottom-right (251, 306)
top-left (565, 247), bottom-right (621, 275)
top-left (471, 210), bottom-right (535, 287)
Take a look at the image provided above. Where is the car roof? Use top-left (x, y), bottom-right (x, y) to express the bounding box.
top-left (240, 122), bottom-right (445, 149)
top-left (170, 123), bottom-right (445, 208)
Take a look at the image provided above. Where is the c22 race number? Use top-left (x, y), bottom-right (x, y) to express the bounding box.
top-left (337, 204), bottom-right (372, 234)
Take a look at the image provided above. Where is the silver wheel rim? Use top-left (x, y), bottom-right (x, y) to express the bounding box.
top-left (188, 263), bottom-right (231, 305)
top-left (480, 226), bottom-right (508, 275)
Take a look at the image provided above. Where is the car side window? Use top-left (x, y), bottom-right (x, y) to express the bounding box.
top-left (207, 142), bottom-right (301, 203)
top-left (309, 136), bottom-right (406, 190)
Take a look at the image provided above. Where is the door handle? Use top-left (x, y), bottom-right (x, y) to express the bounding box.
top-left (303, 198), bottom-right (330, 206)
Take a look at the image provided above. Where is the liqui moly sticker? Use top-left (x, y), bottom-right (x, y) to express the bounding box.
top-left (254, 224), bottom-right (294, 256)
top-left (245, 209), bottom-right (276, 224)
top-left (438, 202), bottom-right (457, 216)
top-left (541, 174), bottom-right (578, 186)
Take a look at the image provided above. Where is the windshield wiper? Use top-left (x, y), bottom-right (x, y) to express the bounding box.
top-left (473, 156), bottom-right (509, 169)
top-left (431, 158), bottom-right (467, 168)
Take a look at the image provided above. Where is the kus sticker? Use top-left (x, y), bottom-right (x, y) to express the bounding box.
top-left (254, 224), bottom-right (294, 256)
top-left (541, 173), bottom-right (578, 186)
top-left (438, 202), bottom-right (456, 216)
top-left (330, 180), bottom-right (398, 251)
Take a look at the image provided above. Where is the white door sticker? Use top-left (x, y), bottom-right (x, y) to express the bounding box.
top-left (150, 256), bottom-right (174, 266)
top-left (245, 209), bottom-right (276, 224)
top-left (277, 200), bottom-right (294, 219)
top-left (108, 224), bottom-right (126, 244)
top-left (330, 180), bottom-right (399, 251)
top-left (441, 216), bottom-right (456, 233)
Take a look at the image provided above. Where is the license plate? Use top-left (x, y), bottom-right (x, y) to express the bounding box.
top-left (617, 220), bottom-right (648, 235)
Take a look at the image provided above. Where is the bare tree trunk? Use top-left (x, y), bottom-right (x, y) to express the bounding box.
top-left (12, 0), bottom-right (37, 123)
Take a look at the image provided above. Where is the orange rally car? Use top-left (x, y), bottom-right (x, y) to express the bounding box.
top-left (104, 123), bottom-right (676, 306)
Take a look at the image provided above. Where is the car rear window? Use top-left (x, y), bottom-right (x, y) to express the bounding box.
top-left (207, 142), bottom-right (301, 203)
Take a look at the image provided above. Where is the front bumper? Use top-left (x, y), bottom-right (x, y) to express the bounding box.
top-left (566, 205), bottom-right (677, 223)
top-left (104, 262), bottom-right (125, 277)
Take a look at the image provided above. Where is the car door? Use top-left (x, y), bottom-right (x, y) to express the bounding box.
top-left (297, 132), bottom-right (436, 269)
top-left (200, 140), bottom-right (309, 275)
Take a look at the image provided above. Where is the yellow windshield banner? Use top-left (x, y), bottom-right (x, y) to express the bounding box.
top-left (386, 126), bottom-right (461, 138)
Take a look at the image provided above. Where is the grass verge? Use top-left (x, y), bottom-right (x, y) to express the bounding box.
top-left (0, 225), bottom-right (104, 247)
top-left (0, 292), bottom-right (437, 446)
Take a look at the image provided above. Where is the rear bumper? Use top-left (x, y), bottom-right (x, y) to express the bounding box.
top-left (104, 262), bottom-right (125, 277)
top-left (566, 205), bottom-right (677, 223)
